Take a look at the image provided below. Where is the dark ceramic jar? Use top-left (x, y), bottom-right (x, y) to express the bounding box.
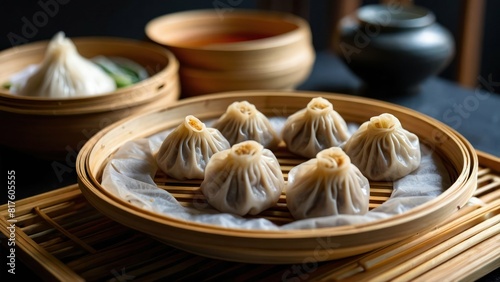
top-left (336, 4), bottom-right (455, 95)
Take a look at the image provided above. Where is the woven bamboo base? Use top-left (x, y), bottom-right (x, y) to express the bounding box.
top-left (1, 151), bottom-right (498, 281)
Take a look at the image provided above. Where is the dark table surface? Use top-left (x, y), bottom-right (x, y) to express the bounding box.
top-left (1, 50), bottom-right (499, 280)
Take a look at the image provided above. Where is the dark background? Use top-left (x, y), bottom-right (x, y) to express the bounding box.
top-left (0, 0), bottom-right (499, 91)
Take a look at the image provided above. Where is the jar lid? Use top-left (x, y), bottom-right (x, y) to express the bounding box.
top-left (357, 4), bottom-right (435, 29)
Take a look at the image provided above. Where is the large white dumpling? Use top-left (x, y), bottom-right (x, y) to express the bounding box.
top-left (286, 147), bottom-right (370, 220)
top-left (200, 140), bottom-right (285, 216)
top-left (282, 97), bottom-right (350, 158)
top-left (17, 32), bottom-right (116, 98)
top-left (155, 115), bottom-right (230, 180)
top-left (212, 101), bottom-right (280, 149)
top-left (343, 113), bottom-right (421, 181)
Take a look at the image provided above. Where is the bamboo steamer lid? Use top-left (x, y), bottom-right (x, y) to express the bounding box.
top-left (0, 37), bottom-right (180, 159)
top-left (77, 91), bottom-right (478, 264)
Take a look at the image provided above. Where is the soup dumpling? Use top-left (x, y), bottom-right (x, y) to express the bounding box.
top-left (286, 147), bottom-right (370, 220)
top-left (155, 115), bottom-right (230, 180)
top-left (282, 97), bottom-right (350, 158)
top-left (343, 113), bottom-right (421, 181)
top-left (212, 101), bottom-right (280, 149)
top-left (17, 32), bottom-right (116, 97)
top-left (200, 140), bottom-right (285, 216)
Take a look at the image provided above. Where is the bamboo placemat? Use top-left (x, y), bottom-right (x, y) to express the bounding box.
top-left (1, 150), bottom-right (499, 281)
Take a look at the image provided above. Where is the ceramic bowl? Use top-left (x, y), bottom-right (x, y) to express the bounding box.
top-left (145, 9), bottom-right (315, 97)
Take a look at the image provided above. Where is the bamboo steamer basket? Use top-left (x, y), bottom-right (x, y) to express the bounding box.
top-left (77, 91), bottom-right (478, 264)
top-left (145, 9), bottom-right (315, 97)
top-left (0, 37), bottom-right (180, 159)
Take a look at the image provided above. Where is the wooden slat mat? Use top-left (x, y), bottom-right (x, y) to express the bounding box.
top-left (1, 151), bottom-right (499, 281)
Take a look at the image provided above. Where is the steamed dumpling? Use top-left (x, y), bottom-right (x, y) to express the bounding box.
top-left (200, 140), bottom-right (285, 216)
top-left (17, 32), bottom-right (116, 97)
top-left (211, 101), bottom-right (280, 149)
top-left (282, 97), bottom-right (350, 158)
top-left (156, 115), bottom-right (230, 180)
top-left (286, 147), bottom-right (370, 220)
top-left (343, 113), bottom-right (421, 181)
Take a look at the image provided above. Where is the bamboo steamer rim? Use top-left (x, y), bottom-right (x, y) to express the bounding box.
top-left (0, 79), bottom-right (180, 116)
top-left (145, 9), bottom-right (311, 51)
top-left (77, 90), bottom-right (478, 240)
top-left (0, 36), bottom-right (179, 115)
